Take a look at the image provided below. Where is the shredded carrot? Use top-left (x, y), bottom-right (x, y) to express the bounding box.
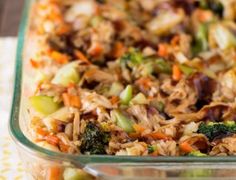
top-left (136, 77), bottom-right (152, 90)
top-left (36, 127), bottom-right (49, 137)
top-left (145, 132), bottom-right (171, 140)
top-left (157, 43), bottom-right (168, 57)
top-left (133, 124), bottom-right (146, 134)
top-left (47, 166), bottom-right (62, 180)
top-left (67, 83), bottom-right (76, 89)
top-left (59, 141), bottom-right (70, 153)
top-left (88, 42), bottom-right (103, 57)
top-left (51, 51), bottom-right (69, 64)
top-left (172, 65), bottom-right (182, 81)
top-left (56, 23), bottom-right (71, 35)
top-left (30, 59), bottom-right (44, 68)
top-left (128, 132), bottom-right (141, 139)
top-left (179, 141), bottom-right (195, 153)
top-left (74, 50), bottom-right (91, 64)
top-left (45, 135), bottom-right (60, 146)
top-left (112, 42), bottom-right (126, 58)
top-left (110, 96), bottom-right (119, 105)
top-left (196, 9), bottom-right (213, 22)
top-left (62, 93), bottom-right (81, 108)
top-left (171, 35), bottom-right (180, 46)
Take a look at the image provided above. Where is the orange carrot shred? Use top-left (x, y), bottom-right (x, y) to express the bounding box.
top-left (171, 35), bottom-right (180, 46)
top-left (146, 132), bottom-right (171, 140)
top-left (196, 9), bottom-right (213, 22)
top-left (47, 166), bottom-right (62, 180)
top-left (110, 96), bottom-right (119, 105)
top-left (36, 128), bottom-right (49, 136)
top-left (51, 51), bottom-right (69, 64)
top-left (45, 135), bottom-right (60, 146)
top-left (30, 59), bottom-right (44, 68)
top-left (179, 141), bottom-right (195, 153)
top-left (157, 43), bottom-right (168, 57)
top-left (172, 65), bottom-right (182, 81)
top-left (62, 93), bottom-right (81, 108)
top-left (88, 42), bottom-right (103, 57)
top-left (112, 42), bottom-right (126, 58)
top-left (74, 50), bottom-right (91, 64)
top-left (133, 124), bottom-right (146, 133)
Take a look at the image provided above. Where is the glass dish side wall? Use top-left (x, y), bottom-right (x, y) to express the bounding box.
top-left (9, 0), bottom-right (236, 179)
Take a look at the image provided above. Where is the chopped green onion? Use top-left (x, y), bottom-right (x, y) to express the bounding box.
top-left (113, 110), bottom-right (134, 133)
top-left (119, 85), bottom-right (133, 105)
top-left (29, 96), bottom-right (61, 115)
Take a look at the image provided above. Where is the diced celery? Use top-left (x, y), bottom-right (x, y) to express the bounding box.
top-left (63, 168), bottom-right (93, 180)
top-left (113, 110), bottom-right (134, 133)
top-left (48, 107), bottom-right (71, 122)
top-left (212, 24), bottom-right (236, 50)
top-left (188, 151), bottom-right (207, 157)
top-left (29, 96), bottom-right (61, 115)
top-left (140, 62), bottom-right (154, 76)
top-left (119, 85), bottom-right (133, 105)
top-left (52, 61), bottom-right (79, 86)
top-left (108, 82), bottom-right (124, 96)
top-left (130, 93), bottom-right (148, 105)
top-left (179, 64), bottom-right (195, 76)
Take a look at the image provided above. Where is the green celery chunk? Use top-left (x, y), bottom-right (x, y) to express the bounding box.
top-left (119, 85), bottom-right (133, 105)
top-left (29, 96), bottom-right (61, 115)
top-left (179, 64), bottom-right (195, 76)
top-left (52, 61), bottom-right (79, 86)
top-left (212, 24), bottom-right (236, 50)
top-left (188, 151), bottom-right (207, 157)
top-left (108, 82), bottom-right (124, 96)
top-left (114, 110), bottom-right (134, 133)
top-left (130, 93), bottom-right (148, 105)
top-left (63, 168), bottom-right (93, 180)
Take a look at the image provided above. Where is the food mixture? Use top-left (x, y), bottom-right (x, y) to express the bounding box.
top-left (29, 0), bottom-right (236, 157)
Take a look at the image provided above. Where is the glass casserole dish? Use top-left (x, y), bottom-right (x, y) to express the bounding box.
top-left (10, 0), bottom-right (236, 179)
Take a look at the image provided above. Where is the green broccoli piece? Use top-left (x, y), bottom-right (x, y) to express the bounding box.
top-left (197, 121), bottom-right (236, 141)
top-left (188, 151), bottom-right (207, 157)
top-left (80, 122), bottom-right (110, 154)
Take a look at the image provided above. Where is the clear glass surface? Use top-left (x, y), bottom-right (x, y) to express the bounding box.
top-left (9, 0), bottom-right (236, 179)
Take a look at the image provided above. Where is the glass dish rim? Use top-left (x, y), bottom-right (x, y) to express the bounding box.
top-left (9, 0), bottom-right (236, 167)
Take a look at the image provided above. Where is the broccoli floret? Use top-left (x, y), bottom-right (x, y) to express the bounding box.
top-left (197, 121), bottom-right (236, 141)
top-left (188, 151), bottom-right (207, 157)
top-left (80, 122), bottom-right (110, 155)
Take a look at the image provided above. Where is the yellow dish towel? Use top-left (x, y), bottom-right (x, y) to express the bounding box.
top-left (0, 38), bottom-right (27, 180)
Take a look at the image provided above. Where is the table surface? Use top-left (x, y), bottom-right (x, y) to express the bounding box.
top-left (0, 0), bottom-right (24, 36)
